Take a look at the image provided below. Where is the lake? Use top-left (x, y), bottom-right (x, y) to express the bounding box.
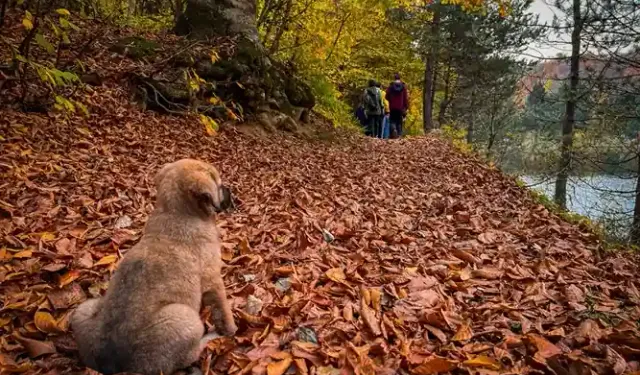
top-left (520, 175), bottom-right (637, 239)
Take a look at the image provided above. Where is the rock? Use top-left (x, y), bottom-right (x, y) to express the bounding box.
top-left (273, 114), bottom-right (298, 132)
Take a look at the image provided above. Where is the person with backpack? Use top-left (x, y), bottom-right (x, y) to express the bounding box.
top-left (386, 73), bottom-right (409, 138)
top-left (362, 79), bottom-right (385, 138)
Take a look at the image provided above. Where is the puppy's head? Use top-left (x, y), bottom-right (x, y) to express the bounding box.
top-left (154, 159), bottom-right (233, 217)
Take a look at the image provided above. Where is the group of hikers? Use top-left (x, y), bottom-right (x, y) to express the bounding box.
top-left (355, 73), bottom-right (409, 139)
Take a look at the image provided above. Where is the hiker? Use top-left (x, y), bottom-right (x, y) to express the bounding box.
top-left (362, 79), bottom-right (384, 138)
top-left (377, 82), bottom-right (390, 139)
top-left (386, 73), bottom-right (409, 138)
top-left (355, 105), bottom-right (367, 129)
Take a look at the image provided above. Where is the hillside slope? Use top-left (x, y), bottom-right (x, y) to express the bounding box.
top-left (2, 98), bottom-right (640, 374)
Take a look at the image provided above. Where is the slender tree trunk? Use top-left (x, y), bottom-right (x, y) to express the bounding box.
top-left (631, 153), bottom-right (640, 244)
top-left (554, 0), bottom-right (582, 209)
top-left (0, 0), bottom-right (8, 29)
top-left (466, 85), bottom-right (476, 144)
top-left (422, 7), bottom-right (440, 133)
top-left (267, 0), bottom-right (292, 55)
top-left (173, 0), bottom-right (183, 25)
top-left (325, 12), bottom-right (350, 61)
top-left (437, 58), bottom-right (452, 126)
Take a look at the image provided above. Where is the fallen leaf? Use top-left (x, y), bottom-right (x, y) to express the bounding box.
top-left (412, 356), bottom-right (457, 375)
top-left (325, 268), bottom-right (346, 283)
top-left (13, 333), bottom-right (56, 358)
top-left (58, 270), bottom-right (81, 287)
top-left (93, 254), bottom-right (118, 267)
top-left (48, 283), bottom-right (87, 309)
top-left (452, 322), bottom-right (473, 342)
top-left (267, 356), bottom-right (292, 375)
top-left (34, 311), bottom-right (61, 334)
top-left (462, 355), bottom-right (501, 370)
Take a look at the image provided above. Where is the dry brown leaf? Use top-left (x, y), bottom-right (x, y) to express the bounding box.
top-left (412, 356), bottom-right (457, 375)
top-left (13, 333), bottom-right (56, 358)
top-left (360, 300), bottom-right (381, 336)
top-left (525, 333), bottom-right (562, 363)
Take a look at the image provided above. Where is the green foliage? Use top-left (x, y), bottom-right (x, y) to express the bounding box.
top-left (440, 123), bottom-right (472, 153)
top-left (307, 74), bottom-right (360, 129)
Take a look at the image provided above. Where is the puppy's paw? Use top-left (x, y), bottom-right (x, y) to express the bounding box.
top-left (220, 320), bottom-right (237, 336)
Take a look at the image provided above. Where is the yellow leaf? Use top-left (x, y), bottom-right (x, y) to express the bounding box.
top-left (210, 49), bottom-right (220, 64)
top-left (227, 109), bottom-right (239, 121)
top-left (267, 357), bottom-right (293, 375)
top-left (55, 8), bottom-right (70, 16)
top-left (452, 322), bottom-right (473, 342)
top-left (325, 268), bottom-right (346, 283)
top-left (22, 18), bottom-right (33, 30)
top-left (40, 232), bottom-right (56, 242)
top-left (34, 311), bottom-right (61, 333)
top-left (462, 355), bottom-right (501, 370)
top-left (93, 254), bottom-right (117, 267)
top-left (13, 250), bottom-right (33, 259)
top-left (209, 96), bottom-right (221, 105)
top-left (76, 127), bottom-right (91, 136)
top-left (20, 149), bottom-right (32, 156)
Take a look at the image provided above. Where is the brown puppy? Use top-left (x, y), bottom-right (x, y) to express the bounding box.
top-left (71, 159), bottom-right (237, 375)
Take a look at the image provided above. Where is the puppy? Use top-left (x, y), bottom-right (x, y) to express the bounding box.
top-left (71, 159), bottom-right (237, 375)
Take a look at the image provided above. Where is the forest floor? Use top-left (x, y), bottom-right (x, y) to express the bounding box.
top-left (3, 14), bottom-right (640, 375)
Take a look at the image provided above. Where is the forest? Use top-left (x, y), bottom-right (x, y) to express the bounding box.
top-left (2, 0), bottom-right (640, 374)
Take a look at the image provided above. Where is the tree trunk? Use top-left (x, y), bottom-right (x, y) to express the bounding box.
top-left (466, 85), bottom-right (476, 144)
top-left (631, 155), bottom-right (640, 244)
top-left (268, 0), bottom-right (292, 55)
top-left (176, 0), bottom-right (260, 43)
top-left (422, 7), bottom-right (440, 133)
top-left (437, 58), bottom-right (452, 126)
top-left (554, 0), bottom-right (582, 209)
top-left (174, 0), bottom-right (315, 120)
top-left (0, 0), bottom-right (8, 28)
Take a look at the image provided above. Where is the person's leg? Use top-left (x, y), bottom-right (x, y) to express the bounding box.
top-left (389, 110), bottom-right (401, 139)
top-left (375, 115), bottom-right (382, 138)
top-left (398, 113), bottom-right (404, 138)
top-left (365, 116), bottom-right (373, 136)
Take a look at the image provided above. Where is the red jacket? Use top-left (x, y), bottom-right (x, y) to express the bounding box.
top-left (386, 80), bottom-right (409, 112)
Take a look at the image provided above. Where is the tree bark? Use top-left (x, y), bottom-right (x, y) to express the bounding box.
top-left (631, 153), bottom-right (640, 244)
top-left (466, 85), bottom-right (476, 144)
top-left (554, 0), bottom-right (582, 209)
top-left (437, 58), bottom-right (452, 126)
top-left (422, 7), bottom-right (440, 133)
top-left (176, 0), bottom-right (260, 44)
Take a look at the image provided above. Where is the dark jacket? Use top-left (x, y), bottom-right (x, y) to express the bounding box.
top-left (386, 80), bottom-right (409, 112)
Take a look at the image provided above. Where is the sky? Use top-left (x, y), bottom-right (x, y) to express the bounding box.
top-left (523, 0), bottom-right (571, 60)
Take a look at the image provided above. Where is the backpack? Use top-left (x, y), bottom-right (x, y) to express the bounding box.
top-left (364, 89), bottom-right (381, 113)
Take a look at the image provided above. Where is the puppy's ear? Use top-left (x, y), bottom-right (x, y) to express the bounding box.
top-left (195, 190), bottom-right (218, 216)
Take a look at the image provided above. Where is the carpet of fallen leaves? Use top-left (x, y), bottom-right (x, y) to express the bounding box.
top-left (3, 89), bottom-right (640, 375)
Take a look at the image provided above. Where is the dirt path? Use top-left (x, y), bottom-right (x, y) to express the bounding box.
top-left (1, 107), bottom-right (640, 375)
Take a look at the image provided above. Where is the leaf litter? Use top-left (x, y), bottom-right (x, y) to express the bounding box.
top-left (1, 26), bottom-right (640, 374)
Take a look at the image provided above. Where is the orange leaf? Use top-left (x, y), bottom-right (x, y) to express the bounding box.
top-left (93, 254), bottom-right (117, 267)
top-left (325, 268), bottom-right (346, 283)
top-left (34, 311), bottom-right (61, 334)
top-left (525, 333), bottom-right (562, 363)
top-left (13, 250), bottom-right (33, 259)
top-left (267, 357), bottom-right (292, 375)
top-left (412, 356), bottom-right (457, 375)
top-left (452, 322), bottom-right (473, 342)
top-left (462, 355), bottom-right (501, 370)
top-left (294, 358), bottom-right (308, 375)
top-left (58, 270), bottom-right (81, 287)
